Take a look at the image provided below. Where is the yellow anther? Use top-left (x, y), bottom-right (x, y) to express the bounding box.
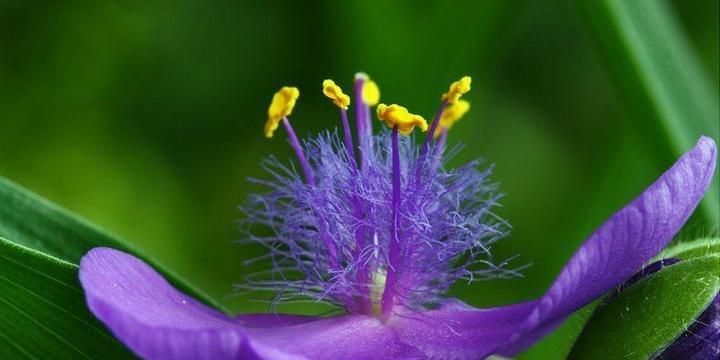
top-left (376, 103), bottom-right (428, 135)
top-left (322, 79), bottom-right (351, 109)
top-left (264, 86), bottom-right (300, 138)
top-left (356, 72), bottom-right (380, 106)
top-left (362, 79), bottom-right (380, 106)
top-left (434, 100), bottom-right (470, 138)
top-left (441, 76), bottom-right (472, 104)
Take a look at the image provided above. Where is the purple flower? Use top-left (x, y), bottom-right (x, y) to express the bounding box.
top-left (79, 74), bottom-right (717, 360)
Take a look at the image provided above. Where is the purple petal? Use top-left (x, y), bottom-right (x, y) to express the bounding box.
top-left (244, 316), bottom-right (425, 359)
top-left (80, 247), bottom-right (419, 359)
top-left (80, 247), bottom-right (301, 360)
top-left (80, 137), bottom-right (715, 359)
top-left (391, 136), bottom-right (717, 358)
top-left (236, 313), bottom-right (426, 357)
top-left (503, 136), bottom-right (717, 353)
top-left (390, 300), bottom-right (538, 359)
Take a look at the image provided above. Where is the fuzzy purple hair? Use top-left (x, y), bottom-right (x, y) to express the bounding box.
top-left (240, 128), bottom-right (516, 314)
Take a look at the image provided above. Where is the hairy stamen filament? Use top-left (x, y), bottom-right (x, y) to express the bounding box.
top-left (380, 126), bottom-right (402, 319)
top-left (415, 101), bottom-right (448, 185)
top-left (339, 108), bottom-right (357, 169)
top-left (282, 117), bottom-right (315, 185)
top-left (429, 128), bottom-right (449, 175)
top-left (420, 100), bottom-right (449, 160)
top-left (282, 117), bottom-right (342, 274)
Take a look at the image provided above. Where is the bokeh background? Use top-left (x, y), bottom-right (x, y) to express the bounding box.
top-left (1, 0), bottom-right (718, 358)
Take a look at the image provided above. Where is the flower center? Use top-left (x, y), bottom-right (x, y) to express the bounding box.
top-left (242, 74), bottom-right (510, 318)
top-left (370, 269), bottom-right (387, 317)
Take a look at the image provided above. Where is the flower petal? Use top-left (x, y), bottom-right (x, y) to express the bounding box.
top-left (517, 136), bottom-right (714, 334)
top-left (392, 136), bottom-right (717, 358)
top-left (79, 247), bottom-right (302, 360)
top-left (238, 313), bottom-right (423, 359)
top-left (391, 299), bottom-right (538, 359)
top-left (80, 247), bottom-right (421, 359)
top-left (502, 136), bottom-right (717, 354)
top-left (244, 316), bottom-right (425, 359)
top-left (80, 137), bottom-right (715, 359)
top-left (236, 313), bottom-right (425, 358)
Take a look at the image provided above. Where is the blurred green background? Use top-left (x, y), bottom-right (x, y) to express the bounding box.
top-left (0, 0), bottom-right (717, 358)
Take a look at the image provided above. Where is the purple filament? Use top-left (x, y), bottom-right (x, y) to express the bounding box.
top-left (282, 118), bottom-right (315, 186)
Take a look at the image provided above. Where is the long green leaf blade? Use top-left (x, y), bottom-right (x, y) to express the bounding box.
top-left (0, 237), bottom-right (134, 359)
top-left (577, 0), bottom-right (720, 226)
top-left (0, 176), bottom-right (225, 312)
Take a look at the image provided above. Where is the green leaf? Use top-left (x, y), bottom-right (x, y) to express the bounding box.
top-left (0, 236), bottom-right (134, 359)
top-left (568, 254), bottom-right (720, 359)
top-left (576, 0), bottom-right (720, 227)
top-left (658, 237), bottom-right (720, 260)
top-left (0, 176), bottom-right (226, 312)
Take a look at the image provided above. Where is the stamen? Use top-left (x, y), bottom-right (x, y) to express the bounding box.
top-left (263, 86), bottom-right (315, 185)
top-left (283, 112), bottom-right (342, 294)
top-left (325, 79), bottom-right (371, 311)
top-left (441, 76), bottom-right (472, 105)
top-left (414, 102), bottom-right (448, 188)
top-left (420, 101), bottom-right (449, 159)
top-left (434, 100), bottom-right (470, 139)
top-left (430, 128), bottom-right (449, 173)
top-left (418, 77), bottom-right (471, 180)
top-left (264, 86), bottom-right (300, 138)
top-left (430, 100), bottom-right (471, 173)
top-left (375, 104), bottom-right (428, 318)
top-left (249, 74), bottom-right (508, 318)
top-left (362, 79), bottom-right (380, 107)
top-left (322, 80), bottom-right (357, 167)
top-left (321, 80), bottom-right (351, 109)
top-left (281, 118), bottom-right (315, 186)
top-left (354, 73), bottom-right (380, 168)
top-left (381, 125), bottom-right (402, 319)
top-left (353, 74), bottom-right (368, 149)
top-left (340, 109), bottom-right (357, 167)
top-left (376, 104), bottom-right (428, 135)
